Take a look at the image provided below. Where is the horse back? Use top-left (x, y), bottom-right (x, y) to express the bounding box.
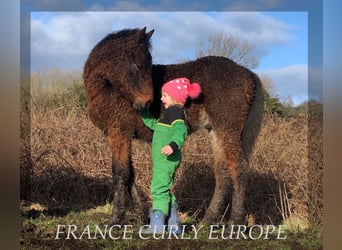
top-left (152, 56), bottom-right (263, 156)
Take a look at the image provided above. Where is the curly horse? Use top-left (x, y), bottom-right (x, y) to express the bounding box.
top-left (83, 27), bottom-right (264, 225)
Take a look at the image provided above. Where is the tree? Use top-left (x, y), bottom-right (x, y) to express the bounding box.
top-left (260, 74), bottom-right (288, 117)
top-left (196, 30), bottom-right (259, 69)
top-left (263, 89), bottom-right (285, 116)
top-left (196, 31), bottom-right (302, 117)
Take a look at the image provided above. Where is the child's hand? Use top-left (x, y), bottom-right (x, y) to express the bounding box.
top-left (161, 145), bottom-right (174, 156)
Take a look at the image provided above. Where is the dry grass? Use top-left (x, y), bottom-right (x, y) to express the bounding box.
top-left (20, 70), bottom-right (323, 226)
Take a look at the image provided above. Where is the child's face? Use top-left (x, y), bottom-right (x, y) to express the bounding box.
top-left (161, 92), bottom-right (174, 109)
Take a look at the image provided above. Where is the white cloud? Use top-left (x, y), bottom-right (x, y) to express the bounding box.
top-left (31, 11), bottom-right (295, 68)
top-left (30, 11), bottom-right (306, 104)
top-left (31, 12), bottom-right (115, 69)
top-left (257, 64), bottom-right (308, 105)
top-left (214, 12), bottom-right (294, 45)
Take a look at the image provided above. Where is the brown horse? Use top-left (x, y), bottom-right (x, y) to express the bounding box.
top-left (83, 27), bottom-right (264, 225)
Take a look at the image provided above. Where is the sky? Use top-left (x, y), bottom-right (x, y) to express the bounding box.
top-left (26, 1), bottom-right (323, 106)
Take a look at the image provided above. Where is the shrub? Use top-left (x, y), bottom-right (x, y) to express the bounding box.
top-left (21, 69), bottom-right (323, 227)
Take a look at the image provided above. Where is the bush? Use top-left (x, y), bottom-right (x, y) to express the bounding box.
top-left (30, 70), bottom-right (86, 111)
top-left (21, 69), bottom-right (323, 227)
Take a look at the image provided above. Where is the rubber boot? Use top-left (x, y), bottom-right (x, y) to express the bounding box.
top-left (140, 210), bottom-right (166, 234)
top-left (167, 203), bottom-right (182, 234)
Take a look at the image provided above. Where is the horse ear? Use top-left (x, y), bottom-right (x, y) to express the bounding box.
top-left (146, 29), bottom-right (154, 40)
top-left (136, 27), bottom-right (154, 42)
top-left (136, 27), bottom-right (147, 41)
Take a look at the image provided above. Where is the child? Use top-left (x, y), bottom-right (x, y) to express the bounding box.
top-left (139, 77), bottom-right (201, 234)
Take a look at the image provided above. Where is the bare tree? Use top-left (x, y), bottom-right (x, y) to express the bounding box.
top-left (260, 74), bottom-right (276, 96)
top-left (196, 30), bottom-right (259, 69)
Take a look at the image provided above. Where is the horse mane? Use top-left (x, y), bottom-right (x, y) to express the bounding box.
top-left (94, 28), bottom-right (153, 52)
top-left (110, 28), bottom-right (140, 37)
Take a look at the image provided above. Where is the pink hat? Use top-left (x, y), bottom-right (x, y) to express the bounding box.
top-left (161, 77), bottom-right (201, 104)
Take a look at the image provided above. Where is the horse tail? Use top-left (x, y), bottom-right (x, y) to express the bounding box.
top-left (241, 72), bottom-right (264, 159)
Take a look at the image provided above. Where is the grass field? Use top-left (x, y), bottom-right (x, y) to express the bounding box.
top-left (20, 202), bottom-right (322, 249)
top-left (20, 70), bottom-right (323, 249)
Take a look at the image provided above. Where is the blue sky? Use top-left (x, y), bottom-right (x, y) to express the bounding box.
top-left (26, 1), bottom-right (322, 105)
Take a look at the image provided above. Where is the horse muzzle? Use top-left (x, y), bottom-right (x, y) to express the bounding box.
top-left (133, 99), bottom-right (152, 111)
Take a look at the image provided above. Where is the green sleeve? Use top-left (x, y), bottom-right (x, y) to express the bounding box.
top-left (168, 120), bottom-right (188, 150)
top-left (138, 109), bottom-right (158, 131)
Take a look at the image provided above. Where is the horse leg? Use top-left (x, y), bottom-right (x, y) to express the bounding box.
top-left (225, 151), bottom-right (248, 225)
top-left (202, 161), bottom-right (230, 224)
top-left (202, 131), bottom-right (231, 224)
top-left (131, 182), bottom-right (149, 223)
top-left (107, 131), bottom-right (132, 225)
top-left (202, 130), bottom-right (248, 225)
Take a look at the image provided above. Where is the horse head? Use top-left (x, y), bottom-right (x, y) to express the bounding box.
top-left (84, 27), bottom-right (154, 111)
top-left (121, 27), bottom-right (154, 111)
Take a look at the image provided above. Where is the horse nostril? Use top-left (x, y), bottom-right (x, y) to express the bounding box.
top-left (133, 100), bottom-right (151, 111)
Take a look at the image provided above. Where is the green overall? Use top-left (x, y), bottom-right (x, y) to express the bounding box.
top-left (139, 105), bottom-right (187, 215)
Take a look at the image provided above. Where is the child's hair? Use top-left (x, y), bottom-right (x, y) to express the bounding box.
top-left (171, 100), bottom-right (185, 107)
top-left (162, 77), bottom-right (201, 104)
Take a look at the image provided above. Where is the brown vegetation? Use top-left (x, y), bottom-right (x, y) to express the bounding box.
top-left (20, 70), bottom-right (323, 227)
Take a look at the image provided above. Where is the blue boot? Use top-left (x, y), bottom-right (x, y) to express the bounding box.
top-left (167, 204), bottom-right (182, 234)
top-left (140, 210), bottom-right (166, 234)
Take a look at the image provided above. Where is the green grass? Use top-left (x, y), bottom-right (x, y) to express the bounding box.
top-left (20, 202), bottom-right (322, 250)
